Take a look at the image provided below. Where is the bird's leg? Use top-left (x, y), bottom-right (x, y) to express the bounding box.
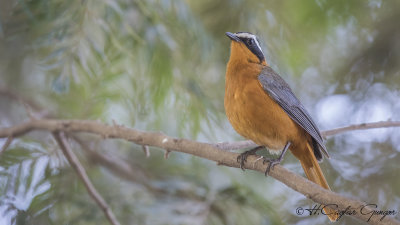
top-left (237, 146), bottom-right (264, 170)
top-left (263, 142), bottom-right (291, 176)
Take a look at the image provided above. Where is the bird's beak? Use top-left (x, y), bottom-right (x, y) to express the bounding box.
top-left (225, 32), bottom-right (241, 42)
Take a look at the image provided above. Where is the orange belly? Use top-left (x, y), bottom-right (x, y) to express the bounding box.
top-left (224, 75), bottom-right (304, 152)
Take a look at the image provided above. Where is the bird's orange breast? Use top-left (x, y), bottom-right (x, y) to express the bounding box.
top-left (224, 63), bottom-right (303, 152)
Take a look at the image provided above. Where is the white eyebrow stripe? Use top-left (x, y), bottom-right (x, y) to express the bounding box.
top-left (254, 38), bottom-right (263, 54)
top-left (235, 33), bottom-right (257, 39)
top-left (235, 33), bottom-right (263, 55)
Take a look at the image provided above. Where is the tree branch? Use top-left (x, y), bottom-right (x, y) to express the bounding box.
top-left (322, 121), bottom-right (400, 137)
top-left (0, 136), bottom-right (13, 156)
top-left (1, 119), bottom-right (399, 224)
top-left (52, 131), bottom-right (121, 225)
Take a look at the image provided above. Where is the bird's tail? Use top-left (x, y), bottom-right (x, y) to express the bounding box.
top-left (299, 142), bottom-right (338, 222)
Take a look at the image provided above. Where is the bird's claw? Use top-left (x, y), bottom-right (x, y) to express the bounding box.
top-left (236, 147), bottom-right (263, 171)
top-left (236, 151), bottom-right (252, 171)
top-left (262, 157), bottom-right (281, 176)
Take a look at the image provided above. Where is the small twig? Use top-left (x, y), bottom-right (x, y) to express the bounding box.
top-left (52, 132), bottom-right (121, 225)
top-left (212, 120), bottom-right (400, 151)
top-left (23, 103), bottom-right (35, 120)
top-left (0, 136), bottom-right (13, 156)
top-left (142, 145), bottom-right (150, 157)
top-left (164, 149), bottom-right (171, 159)
top-left (252, 156), bottom-right (264, 169)
top-left (322, 121), bottom-right (400, 137)
top-left (112, 119), bottom-right (118, 127)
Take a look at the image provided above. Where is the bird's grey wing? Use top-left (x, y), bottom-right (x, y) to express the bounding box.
top-left (258, 66), bottom-right (329, 159)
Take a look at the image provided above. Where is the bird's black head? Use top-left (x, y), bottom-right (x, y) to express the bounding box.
top-left (225, 31), bottom-right (265, 63)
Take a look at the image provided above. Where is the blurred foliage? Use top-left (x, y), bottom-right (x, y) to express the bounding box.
top-left (1, 0), bottom-right (400, 224)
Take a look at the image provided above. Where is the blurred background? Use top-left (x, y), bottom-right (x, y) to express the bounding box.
top-left (1, 0), bottom-right (400, 224)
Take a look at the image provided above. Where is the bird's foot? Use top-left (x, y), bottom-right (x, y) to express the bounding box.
top-left (262, 141), bottom-right (291, 176)
top-left (236, 146), bottom-right (264, 171)
top-left (262, 157), bottom-right (282, 176)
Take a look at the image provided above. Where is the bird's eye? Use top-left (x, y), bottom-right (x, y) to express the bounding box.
top-left (248, 39), bottom-right (255, 45)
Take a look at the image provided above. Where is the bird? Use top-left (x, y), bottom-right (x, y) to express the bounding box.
top-left (224, 31), bottom-right (338, 222)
